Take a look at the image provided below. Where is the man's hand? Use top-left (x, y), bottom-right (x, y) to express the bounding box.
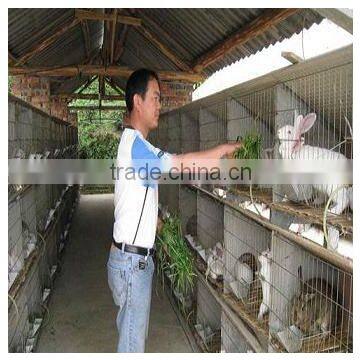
top-left (220, 142), bottom-right (243, 159)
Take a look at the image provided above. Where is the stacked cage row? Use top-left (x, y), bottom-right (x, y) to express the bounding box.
top-left (153, 45), bottom-right (353, 352)
top-left (8, 96), bottom-right (80, 352)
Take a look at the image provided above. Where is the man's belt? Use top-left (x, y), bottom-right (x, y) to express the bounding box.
top-left (112, 240), bottom-right (155, 257)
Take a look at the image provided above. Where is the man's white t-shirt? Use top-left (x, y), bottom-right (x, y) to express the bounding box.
top-left (113, 127), bottom-right (172, 249)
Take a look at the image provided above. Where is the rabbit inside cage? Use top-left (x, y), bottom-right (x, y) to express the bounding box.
top-left (223, 206), bottom-right (272, 329)
top-left (271, 235), bottom-right (352, 353)
top-left (274, 63), bottom-right (353, 220)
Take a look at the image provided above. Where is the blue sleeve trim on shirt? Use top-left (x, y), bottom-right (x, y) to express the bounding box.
top-left (131, 136), bottom-right (163, 187)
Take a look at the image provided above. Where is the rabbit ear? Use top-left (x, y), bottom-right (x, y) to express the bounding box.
top-left (291, 113), bottom-right (316, 153)
top-left (295, 113), bottom-right (317, 135)
top-left (294, 115), bottom-right (303, 131)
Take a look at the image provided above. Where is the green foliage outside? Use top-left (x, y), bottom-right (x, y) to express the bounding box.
top-left (8, 76), bottom-right (14, 93)
top-left (73, 78), bottom-right (125, 159)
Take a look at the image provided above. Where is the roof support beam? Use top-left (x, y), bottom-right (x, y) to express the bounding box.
top-left (281, 51), bottom-right (304, 64)
top-left (313, 8), bottom-right (353, 34)
top-left (80, 20), bottom-right (91, 59)
top-left (75, 9), bottom-right (141, 26)
top-left (53, 93), bottom-right (124, 100)
top-left (110, 9), bottom-right (118, 64)
top-left (192, 8), bottom-right (300, 73)
top-left (114, 25), bottom-right (129, 63)
top-left (136, 12), bottom-right (192, 62)
top-left (9, 65), bottom-right (205, 82)
top-left (105, 77), bottom-right (124, 95)
top-left (69, 105), bottom-right (126, 111)
top-left (15, 18), bottom-right (80, 66)
top-left (8, 50), bottom-right (18, 65)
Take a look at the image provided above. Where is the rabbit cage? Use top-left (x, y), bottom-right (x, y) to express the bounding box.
top-left (8, 96), bottom-right (79, 352)
top-left (151, 45), bottom-right (353, 353)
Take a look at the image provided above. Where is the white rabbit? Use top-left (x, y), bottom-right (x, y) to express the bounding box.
top-left (212, 187), bottom-right (227, 198)
top-left (206, 243), bottom-right (225, 279)
top-left (258, 249), bottom-right (272, 320)
top-left (288, 223), bottom-right (339, 250)
top-left (289, 223), bottom-right (324, 246)
top-left (278, 113), bottom-right (350, 215)
top-left (205, 253), bottom-right (224, 279)
top-left (241, 200), bottom-right (270, 219)
top-left (337, 237), bottom-right (352, 259)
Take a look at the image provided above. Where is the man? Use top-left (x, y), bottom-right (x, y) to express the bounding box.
top-left (107, 68), bottom-right (241, 352)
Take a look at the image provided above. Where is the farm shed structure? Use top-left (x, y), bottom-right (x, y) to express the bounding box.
top-left (8, 8), bottom-right (353, 353)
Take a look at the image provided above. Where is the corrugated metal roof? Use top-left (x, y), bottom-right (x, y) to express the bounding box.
top-left (128, 8), bottom-right (323, 76)
top-left (164, 45), bottom-right (352, 116)
top-left (9, 8), bottom-right (324, 94)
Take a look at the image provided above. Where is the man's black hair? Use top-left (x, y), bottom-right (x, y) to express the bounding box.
top-left (125, 68), bottom-right (160, 113)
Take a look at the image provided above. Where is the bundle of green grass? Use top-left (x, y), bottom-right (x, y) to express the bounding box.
top-left (156, 215), bottom-right (196, 297)
top-left (233, 133), bottom-right (262, 159)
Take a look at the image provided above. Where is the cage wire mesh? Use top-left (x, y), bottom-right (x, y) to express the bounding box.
top-left (8, 97), bottom-right (79, 352)
top-left (274, 62), bottom-right (353, 222)
top-left (269, 234), bottom-right (352, 353)
top-left (223, 205), bottom-right (272, 329)
top-left (9, 199), bottom-right (25, 290)
top-left (179, 185), bottom-right (197, 239)
top-left (221, 310), bottom-right (255, 353)
top-left (197, 191), bottom-right (224, 250)
top-left (144, 45), bottom-right (353, 353)
top-left (195, 280), bottom-right (222, 352)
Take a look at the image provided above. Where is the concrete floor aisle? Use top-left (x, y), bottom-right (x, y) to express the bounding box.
top-left (36, 194), bottom-right (194, 353)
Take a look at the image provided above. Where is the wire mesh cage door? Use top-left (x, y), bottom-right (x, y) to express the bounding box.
top-left (269, 234), bottom-right (352, 353)
top-left (273, 63), bottom-right (353, 219)
top-left (223, 205), bottom-right (272, 330)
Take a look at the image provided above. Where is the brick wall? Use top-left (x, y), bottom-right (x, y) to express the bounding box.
top-left (160, 81), bottom-right (193, 112)
top-left (10, 75), bottom-right (77, 125)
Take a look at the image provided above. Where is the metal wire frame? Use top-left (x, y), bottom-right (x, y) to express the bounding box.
top-left (221, 310), bottom-right (254, 353)
top-left (197, 191), bottom-right (224, 249)
top-left (8, 187), bottom-right (77, 352)
top-left (269, 234), bottom-right (352, 353)
top-left (274, 63), bottom-right (353, 220)
top-left (223, 205), bottom-right (271, 326)
top-left (195, 280), bottom-right (222, 352)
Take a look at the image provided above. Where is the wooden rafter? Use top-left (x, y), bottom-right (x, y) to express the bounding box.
top-left (9, 65), bottom-right (205, 82)
top-left (61, 76), bottom-right (97, 104)
top-left (127, 8), bottom-right (192, 72)
top-left (114, 25), bottom-right (129, 63)
top-left (8, 50), bottom-right (18, 65)
top-left (110, 9), bottom-right (118, 64)
top-left (80, 20), bottom-right (91, 60)
top-left (105, 77), bottom-right (124, 95)
top-left (69, 105), bottom-right (126, 111)
top-left (101, 9), bottom-right (108, 67)
top-left (52, 93), bottom-right (124, 100)
top-left (77, 76), bottom-right (97, 94)
top-left (15, 18), bottom-right (80, 66)
top-left (193, 8), bottom-right (300, 73)
top-left (75, 9), bottom-right (141, 26)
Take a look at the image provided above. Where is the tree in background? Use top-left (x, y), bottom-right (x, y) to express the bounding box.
top-left (74, 78), bottom-right (125, 159)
